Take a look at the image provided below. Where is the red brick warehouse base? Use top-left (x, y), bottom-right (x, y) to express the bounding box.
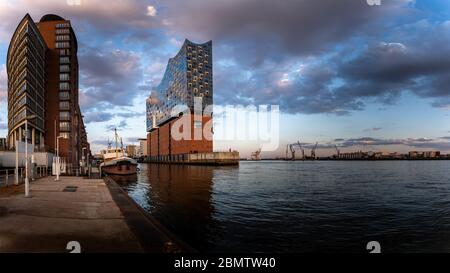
top-left (147, 115), bottom-right (213, 157)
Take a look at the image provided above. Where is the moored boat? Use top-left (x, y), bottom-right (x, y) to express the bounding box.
top-left (100, 128), bottom-right (138, 176)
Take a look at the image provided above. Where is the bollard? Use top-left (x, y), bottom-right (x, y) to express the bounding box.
top-left (5, 170), bottom-right (9, 186)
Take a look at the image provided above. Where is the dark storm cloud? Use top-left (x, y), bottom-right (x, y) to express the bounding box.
top-left (0, 0), bottom-right (162, 40)
top-left (214, 25), bottom-right (450, 114)
top-left (163, 0), bottom-right (407, 64)
top-left (2, 0), bottom-right (448, 116)
top-left (160, 0), bottom-right (450, 115)
top-left (78, 46), bottom-right (144, 110)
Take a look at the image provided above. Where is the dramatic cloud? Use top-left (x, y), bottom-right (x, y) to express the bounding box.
top-left (116, 112), bottom-right (144, 119)
top-left (0, 0), bottom-right (161, 40)
top-left (83, 111), bottom-right (114, 123)
top-left (333, 137), bottom-right (450, 150)
top-left (79, 46), bottom-right (144, 110)
top-left (161, 0), bottom-right (409, 64)
top-left (105, 120), bottom-right (129, 131)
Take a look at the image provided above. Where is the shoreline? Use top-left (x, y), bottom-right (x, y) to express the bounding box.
top-left (0, 176), bottom-right (194, 253)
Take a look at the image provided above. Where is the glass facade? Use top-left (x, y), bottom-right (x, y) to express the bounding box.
top-left (7, 14), bottom-right (46, 147)
top-left (146, 39), bottom-right (213, 131)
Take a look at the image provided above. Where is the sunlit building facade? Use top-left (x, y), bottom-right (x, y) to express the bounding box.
top-left (7, 14), bottom-right (90, 170)
top-left (7, 14), bottom-right (46, 150)
top-left (146, 39), bottom-right (213, 158)
top-left (147, 39), bottom-right (213, 130)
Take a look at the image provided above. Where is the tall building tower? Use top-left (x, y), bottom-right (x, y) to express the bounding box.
top-left (36, 14), bottom-right (83, 169)
top-left (7, 14), bottom-right (46, 150)
top-left (7, 14), bottom-right (90, 171)
top-left (146, 39), bottom-right (213, 160)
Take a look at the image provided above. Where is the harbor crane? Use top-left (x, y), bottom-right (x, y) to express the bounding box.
top-left (311, 142), bottom-right (318, 159)
top-left (250, 148), bottom-right (262, 161)
top-left (285, 141), bottom-right (305, 160)
top-left (334, 145), bottom-right (340, 159)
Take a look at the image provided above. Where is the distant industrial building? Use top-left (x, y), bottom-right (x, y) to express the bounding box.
top-left (409, 151), bottom-right (440, 159)
top-left (7, 14), bottom-right (90, 170)
top-left (126, 145), bottom-right (138, 158)
top-left (138, 138), bottom-right (148, 157)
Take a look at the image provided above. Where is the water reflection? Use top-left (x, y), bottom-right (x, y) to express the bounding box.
top-left (109, 174), bottom-right (138, 186)
top-left (116, 161), bottom-right (450, 253)
top-left (119, 164), bottom-right (218, 251)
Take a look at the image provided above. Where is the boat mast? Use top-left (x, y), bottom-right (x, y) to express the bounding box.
top-left (115, 128), bottom-right (118, 158)
top-left (120, 137), bottom-right (124, 157)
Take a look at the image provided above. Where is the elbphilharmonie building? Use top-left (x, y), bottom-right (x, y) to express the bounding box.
top-left (146, 39), bottom-right (213, 158)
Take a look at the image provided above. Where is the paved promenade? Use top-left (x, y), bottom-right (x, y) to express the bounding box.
top-left (0, 176), bottom-right (189, 253)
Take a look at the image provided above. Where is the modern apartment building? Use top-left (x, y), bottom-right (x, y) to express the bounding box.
top-left (146, 39), bottom-right (213, 159)
top-left (7, 14), bottom-right (46, 150)
top-left (7, 14), bottom-right (90, 170)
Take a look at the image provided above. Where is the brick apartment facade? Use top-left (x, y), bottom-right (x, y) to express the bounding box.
top-left (7, 14), bottom-right (90, 168)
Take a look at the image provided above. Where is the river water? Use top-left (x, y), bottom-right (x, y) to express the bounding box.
top-left (113, 161), bottom-right (450, 253)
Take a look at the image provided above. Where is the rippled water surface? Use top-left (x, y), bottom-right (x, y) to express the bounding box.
top-left (115, 161), bottom-right (450, 253)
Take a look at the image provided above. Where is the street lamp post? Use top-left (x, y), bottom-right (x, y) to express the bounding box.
top-left (24, 115), bottom-right (36, 198)
top-left (82, 147), bottom-right (87, 175)
top-left (55, 136), bottom-right (64, 181)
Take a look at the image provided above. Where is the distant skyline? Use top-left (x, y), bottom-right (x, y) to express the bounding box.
top-left (0, 0), bottom-right (449, 157)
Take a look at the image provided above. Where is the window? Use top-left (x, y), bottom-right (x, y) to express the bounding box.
top-left (56, 29), bottom-right (70, 34)
top-left (60, 57), bottom-right (70, 64)
top-left (56, 23), bottom-right (70, 28)
top-left (59, 82), bottom-right (70, 90)
top-left (59, 73), bottom-right (70, 81)
top-left (17, 96), bottom-right (27, 108)
top-left (56, 35), bottom-right (70, 41)
top-left (59, 133), bottom-right (70, 139)
top-left (59, 111), bottom-right (70, 121)
top-left (60, 65), bottom-right (70, 72)
top-left (59, 101), bottom-right (70, 110)
top-left (59, 122), bottom-right (71, 131)
top-left (59, 49), bottom-right (70, 56)
top-left (55, 42), bottom-right (70, 48)
top-left (20, 82), bottom-right (27, 93)
top-left (59, 92), bottom-right (70, 100)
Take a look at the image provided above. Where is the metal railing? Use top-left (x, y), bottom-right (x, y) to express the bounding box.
top-left (0, 166), bottom-right (52, 188)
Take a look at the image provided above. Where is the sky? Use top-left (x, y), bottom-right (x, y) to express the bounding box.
top-left (0, 0), bottom-right (449, 158)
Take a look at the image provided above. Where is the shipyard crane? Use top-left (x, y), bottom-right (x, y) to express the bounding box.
top-left (250, 148), bottom-right (262, 161)
top-left (334, 144), bottom-right (341, 159)
top-left (311, 142), bottom-right (318, 159)
top-left (285, 141), bottom-right (305, 160)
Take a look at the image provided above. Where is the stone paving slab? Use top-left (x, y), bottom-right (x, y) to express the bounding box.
top-left (0, 176), bottom-right (144, 253)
